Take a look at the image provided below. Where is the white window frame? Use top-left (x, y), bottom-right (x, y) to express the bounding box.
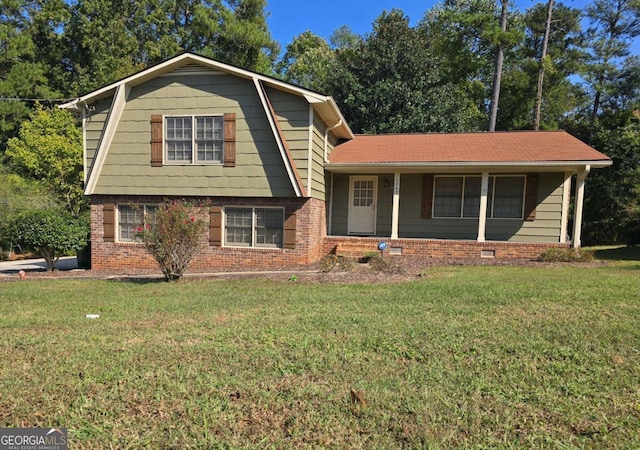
top-left (223, 206), bottom-right (285, 249)
top-left (117, 204), bottom-right (157, 242)
top-left (164, 115), bottom-right (224, 165)
top-left (433, 175), bottom-right (526, 219)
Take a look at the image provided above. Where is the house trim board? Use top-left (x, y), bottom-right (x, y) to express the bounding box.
top-left (253, 78), bottom-right (306, 197)
top-left (560, 171), bottom-right (572, 243)
top-left (307, 105), bottom-right (314, 196)
top-left (84, 84), bottom-right (130, 195)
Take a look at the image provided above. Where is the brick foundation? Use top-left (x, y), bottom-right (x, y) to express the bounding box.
top-left (324, 236), bottom-right (570, 260)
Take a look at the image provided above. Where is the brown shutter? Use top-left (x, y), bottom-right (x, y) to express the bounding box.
top-left (283, 208), bottom-right (296, 249)
top-left (103, 203), bottom-right (115, 242)
top-left (150, 115), bottom-right (163, 167)
top-left (421, 174), bottom-right (434, 219)
top-left (524, 174), bottom-right (539, 221)
top-left (223, 113), bottom-right (236, 167)
top-left (209, 206), bottom-right (222, 246)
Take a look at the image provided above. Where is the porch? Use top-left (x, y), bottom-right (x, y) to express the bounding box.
top-left (326, 170), bottom-right (590, 250)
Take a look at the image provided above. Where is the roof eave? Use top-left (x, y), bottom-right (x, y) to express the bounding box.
top-left (325, 160), bottom-right (612, 173)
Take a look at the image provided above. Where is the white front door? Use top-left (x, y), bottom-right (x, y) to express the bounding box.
top-left (348, 176), bottom-right (377, 235)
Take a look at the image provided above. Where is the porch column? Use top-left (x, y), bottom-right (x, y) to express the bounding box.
top-left (559, 171), bottom-right (572, 243)
top-left (477, 171), bottom-right (489, 242)
top-left (391, 172), bottom-right (401, 239)
top-left (572, 165), bottom-right (590, 248)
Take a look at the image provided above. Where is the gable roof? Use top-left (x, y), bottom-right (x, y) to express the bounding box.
top-left (326, 131), bottom-right (611, 172)
top-left (60, 52), bottom-right (353, 140)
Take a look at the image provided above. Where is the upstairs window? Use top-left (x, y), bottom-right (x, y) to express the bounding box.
top-left (165, 115), bottom-right (223, 164)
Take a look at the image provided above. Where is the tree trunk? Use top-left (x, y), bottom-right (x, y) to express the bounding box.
top-left (533, 0), bottom-right (554, 131)
top-left (489, 0), bottom-right (509, 132)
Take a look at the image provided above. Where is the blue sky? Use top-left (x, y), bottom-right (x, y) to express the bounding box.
top-left (265, 0), bottom-right (639, 54)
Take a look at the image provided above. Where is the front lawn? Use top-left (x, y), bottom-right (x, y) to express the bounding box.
top-left (1, 262), bottom-right (639, 448)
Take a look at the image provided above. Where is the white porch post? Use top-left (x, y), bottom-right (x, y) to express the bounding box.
top-left (391, 172), bottom-right (401, 239)
top-left (572, 165), bottom-right (590, 248)
top-left (477, 171), bottom-right (489, 242)
top-left (559, 171), bottom-right (572, 243)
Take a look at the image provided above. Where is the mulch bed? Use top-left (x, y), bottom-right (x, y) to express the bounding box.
top-left (0, 257), bottom-right (607, 284)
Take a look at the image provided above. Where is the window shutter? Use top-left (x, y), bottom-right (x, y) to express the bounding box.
top-left (421, 174), bottom-right (434, 219)
top-left (209, 206), bottom-right (222, 246)
top-left (524, 174), bottom-right (539, 221)
top-left (223, 113), bottom-right (236, 167)
top-left (103, 203), bottom-right (115, 242)
top-left (150, 115), bottom-right (163, 167)
top-left (283, 208), bottom-right (296, 249)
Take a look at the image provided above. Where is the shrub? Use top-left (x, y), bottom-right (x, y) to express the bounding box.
top-left (9, 208), bottom-right (88, 271)
top-left (136, 200), bottom-right (206, 282)
top-left (538, 248), bottom-right (594, 263)
top-left (318, 254), bottom-right (339, 272)
top-left (368, 254), bottom-right (402, 273)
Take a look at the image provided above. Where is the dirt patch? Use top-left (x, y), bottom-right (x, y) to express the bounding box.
top-left (1, 256), bottom-right (608, 284)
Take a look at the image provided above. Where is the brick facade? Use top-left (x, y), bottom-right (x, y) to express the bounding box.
top-left (90, 195), bottom-right (569, 274)
top-left (90, 195), bottom-right (327, 273)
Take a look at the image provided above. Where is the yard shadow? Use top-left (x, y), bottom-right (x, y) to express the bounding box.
top-left (592, 246), bottom-right (640, 261)
top-left (106, 276), bottom-right (167, 284)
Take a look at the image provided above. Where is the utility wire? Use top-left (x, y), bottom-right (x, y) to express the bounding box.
top-left (0, 97), bottom-right (73, 102)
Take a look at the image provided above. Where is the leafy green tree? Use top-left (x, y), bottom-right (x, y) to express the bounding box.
top-left (0, 0), bottom-right (66, 150)
top-left (4, 105), bottom-right (84, 216)
top-left (9, 208), bottom-right (88, 270)
top-left (326, 9), bottom-right (484, 134)
top-left (136, 200), bottom-right (207, 282)
top-left (0, 168), bottom-right (59, 254)
top-left (420, 0), bottom-right (523, 129)
top-left (276, 31), bottom-right (334, 91)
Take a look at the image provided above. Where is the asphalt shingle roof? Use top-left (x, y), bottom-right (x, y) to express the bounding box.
top-left (328, 131), bottom-right (610, 165)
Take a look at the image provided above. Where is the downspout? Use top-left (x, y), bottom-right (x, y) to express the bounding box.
top-left (324, 119), bottom-right (343, 163)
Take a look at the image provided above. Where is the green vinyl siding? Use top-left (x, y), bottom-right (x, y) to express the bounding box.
top-left (84, 97), bottom-right (112, 179)
top-left (330, 172), bottom-right (566, 243)
top-left (264, 87), bottom-right (310, 195)
top-left (92, 73), bottom-right (294, 197)
top-left (310, 114), bottom-right (331, 200)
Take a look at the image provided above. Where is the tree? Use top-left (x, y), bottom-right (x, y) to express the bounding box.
top-left (498, 2), bottom-right (585, 130)
top-left (4, 105), bottom-right (84, 216)
top-left (276, 31), bottom-right (334, 91)
top-left (0, 0), bottom-right (67, 151)
top-left (326, 9), bottom-right (483, 134)
top-left (0, 167), bottom-right (59, 254)
top-left (584, 0), bottom-right (640, 127)
top-left (136, 200), bottom-right (207, 282)
top-left (579, 112), bottom-right (640, 244)
top-left (489, 0), bottom-right (509, 131)
top-left (9, 208), bottom-right (88, 270)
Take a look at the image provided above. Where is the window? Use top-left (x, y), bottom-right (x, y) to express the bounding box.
top-left (224, 207), bottom-right (284, 248)
top-left (118, 205), bottom-right (156, 242)
top-left (433, 175), bottom-right (525, 219)
top-left (165, 115), bottom-right (223, 164)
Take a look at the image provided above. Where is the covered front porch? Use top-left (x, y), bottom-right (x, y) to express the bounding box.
top-left (325, 168), bottom-right (591, 252)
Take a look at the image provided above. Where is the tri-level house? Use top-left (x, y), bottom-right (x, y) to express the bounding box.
top-left (61, 53), bottom-right (612, 271)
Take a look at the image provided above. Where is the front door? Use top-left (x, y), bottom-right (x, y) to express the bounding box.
top-left (348, 176), bottom-right (377, 235)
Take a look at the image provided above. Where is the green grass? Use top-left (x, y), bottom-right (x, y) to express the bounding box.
top-left (1, 262), bottom-right (639, 448)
